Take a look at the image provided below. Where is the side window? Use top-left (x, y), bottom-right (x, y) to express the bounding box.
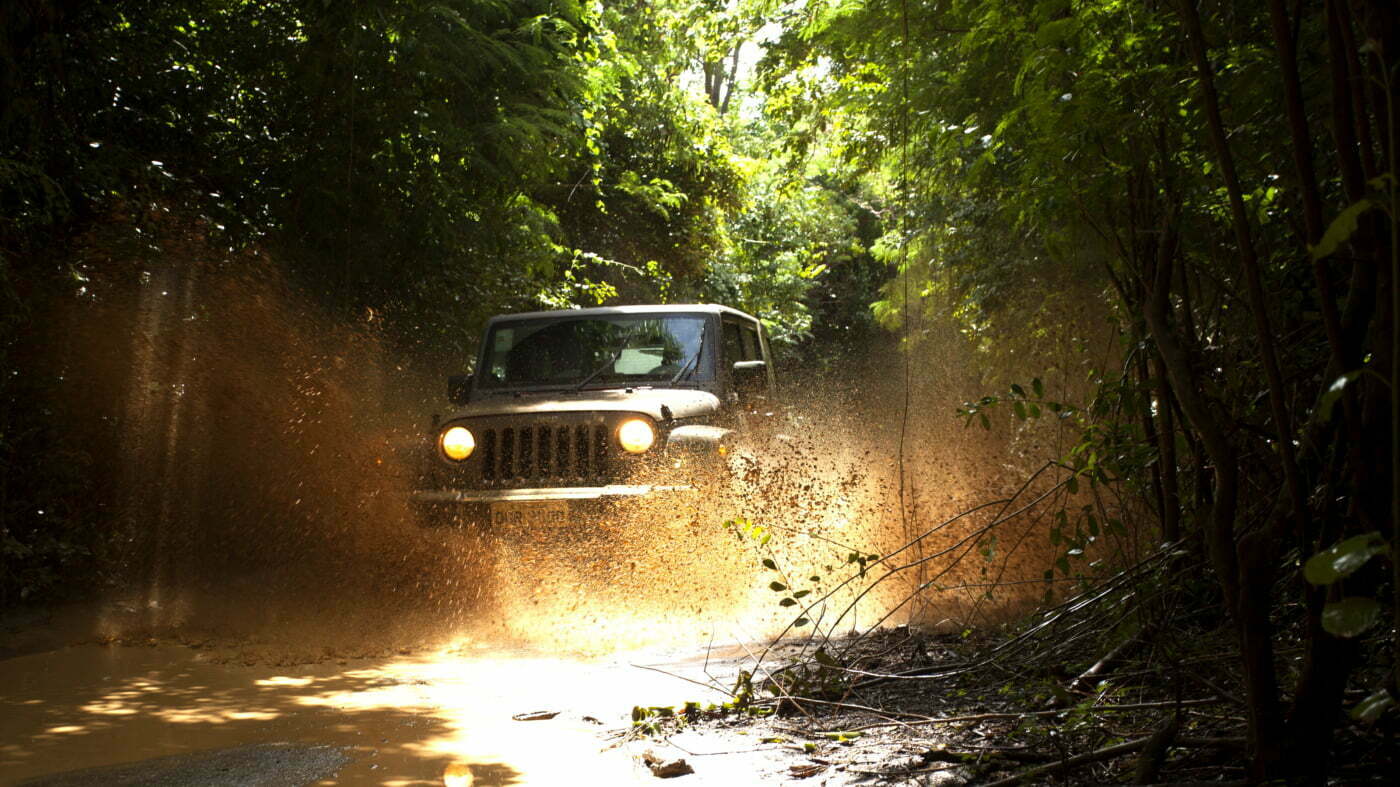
top-left (723, 321), bottom-right (744, 364)
top-left (488, 327), bottom-right (514, 381)
top-left (739, 323), bottom-right (760, 361)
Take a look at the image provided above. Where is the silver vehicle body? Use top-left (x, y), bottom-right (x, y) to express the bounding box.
top-left (411, 304), bottom-right (775, 524)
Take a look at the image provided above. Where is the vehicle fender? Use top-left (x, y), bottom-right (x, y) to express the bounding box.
top-left (665, 424), bottom-right (734, 456)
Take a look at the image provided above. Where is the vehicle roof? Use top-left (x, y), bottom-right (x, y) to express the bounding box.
top-left (486, 303), bottom-right (760, 325)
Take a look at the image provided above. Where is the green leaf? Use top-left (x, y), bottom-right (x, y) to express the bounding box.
top-left (979, 412), bottom-right (991, 430)
top-left (762, 558), bottom-right (778, 570)
top-left (769, 581), bottom-right (788, 592)
top-left (1013, 401), bottom-right (1027, 420)
top-left (1035, 17), bottom-right (1078, 46)
top-left (1351, 689), bottom-right (1396, 724)
top-left (1066, 475), bottom-right (1079, 494)
top-left (1310, 198), bottom-right (1376, 260)
top-left (1032, 378), bottom-right (1044, 398)
top-left (793, 589), bottom-right (811, 599)
top-left (1304, 532), bottom-right (1390, 585)
top-left (1321, 597), bottom-right (1383, 637)
top-left (794, 617), bottom-right (810, 627)
top-left (779, 597), bottom-right (798, 607)
top-left (1010, 383), bottom-right (1026, 397)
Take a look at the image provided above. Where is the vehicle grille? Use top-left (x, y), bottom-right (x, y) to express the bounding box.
top-left (478, 421), bottom-right (612, 486)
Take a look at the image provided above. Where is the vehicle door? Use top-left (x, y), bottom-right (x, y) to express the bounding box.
top-left (721, 315), bottom-right (775, 431)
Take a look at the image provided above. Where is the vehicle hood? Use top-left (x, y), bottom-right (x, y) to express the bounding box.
top-left (448, 388), bottom-right (722, 422)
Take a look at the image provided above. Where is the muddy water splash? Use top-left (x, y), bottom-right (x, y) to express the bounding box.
top-left (47, 253), bottom-right (484, 658)
top-left (48, 235), bottom-right (1067, 662)
top-left (54, 252), bottom-right (907, 660)
top-left (117, 262), bottom-right (206, 630)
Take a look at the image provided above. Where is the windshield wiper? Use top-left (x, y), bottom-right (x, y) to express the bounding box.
top-left (669, 329), bottom-right (706, 385)
top-left (574, 328), bottom-right (637, 392)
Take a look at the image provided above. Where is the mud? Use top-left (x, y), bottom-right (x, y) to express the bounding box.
top-left (20, 743), bottom-right (352, 787)
top-left (0, 624), bottom-right (798, 785)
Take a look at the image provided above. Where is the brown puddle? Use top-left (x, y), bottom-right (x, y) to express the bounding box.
top-left (0, 636), bottom-right (799, 785)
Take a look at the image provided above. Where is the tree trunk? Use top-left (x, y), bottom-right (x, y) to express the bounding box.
top-left (1151, 351), bottom-right (1180, 543)
top-left (719, 43), bottom-right (741, 115)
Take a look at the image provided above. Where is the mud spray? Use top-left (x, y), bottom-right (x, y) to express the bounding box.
top-left (40, 237), bottom-right (1078, 665)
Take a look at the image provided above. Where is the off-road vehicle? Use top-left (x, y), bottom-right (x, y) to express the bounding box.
top-left (411, 304), bottom-right (776, 528)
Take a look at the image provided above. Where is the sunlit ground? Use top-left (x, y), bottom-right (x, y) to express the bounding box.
top-left (0, 634), bottom-right (801, 785)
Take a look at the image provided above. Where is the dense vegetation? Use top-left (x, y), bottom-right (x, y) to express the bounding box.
top-left (762, 0), bottom-right (1397, 779)
top-left (2, 0), bottom-right (1396, 781)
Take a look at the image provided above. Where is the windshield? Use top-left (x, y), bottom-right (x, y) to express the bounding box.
top-left (478, 314), bottom-right (710, 391)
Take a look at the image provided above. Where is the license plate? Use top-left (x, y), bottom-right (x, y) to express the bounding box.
top-left (489, 500), bottom-right (570, 528)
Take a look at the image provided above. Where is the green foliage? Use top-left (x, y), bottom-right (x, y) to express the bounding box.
top-left (1311, 198), bottom-right (1379, 261)
top-left (2, 0), bottom-right (617, 351)
top-left (703, 133), bottom-right (867, 345)
top-left (629, 665), bottom-right (780, 737)
top-left (1304, 533), bottom-right (1391, 587)
top-left (764, 2), bottom-right (1396, 777)
top-left (726, 515), bottom-right (876, 633)
top-left (1305, 532), bottom-right (1391, 639)
top-left (960, 371), bottom-right (1140, 590)
top-left (1351, 690), bottom-right (1396, 724)
top-left (1320, 597), bottom-right (1384, 639)
top-left (0, 282), bottom-right (103, 605)
top-left (0, 430), bottom-right (96, 605)
top-left (2, 0), bottom-right (882, 366)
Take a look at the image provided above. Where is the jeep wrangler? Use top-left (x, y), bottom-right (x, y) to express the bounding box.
top-left (411, 304), bottom-right (776, 528)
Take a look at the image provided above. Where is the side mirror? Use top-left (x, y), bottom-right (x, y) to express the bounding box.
top-left (447, 373), bottom-right (473, 405)
top-left (731, 360), bottom-right (768, 398)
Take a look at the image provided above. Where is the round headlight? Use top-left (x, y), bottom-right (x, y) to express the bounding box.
top-left (617, 418), bottom-right (656, 454)
top-left (440, 426), bottom-right (475, 461)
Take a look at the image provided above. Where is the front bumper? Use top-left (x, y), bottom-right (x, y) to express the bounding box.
top-left (409, 484), bottom-right (694, 504)
top-left (409, 483), bottom-right (700, 529)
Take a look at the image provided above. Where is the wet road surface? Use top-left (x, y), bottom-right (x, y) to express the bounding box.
top-left (1, 636), bottom-right (797, 785)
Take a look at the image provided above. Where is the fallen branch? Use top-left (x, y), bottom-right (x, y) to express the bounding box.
top-left (975, 728), bottom-right (1248, 786)
top-left (978, 735), bottom-right (1151, 787)
top-left (1072, 626), bottom-right (1152, 694)
top-left (791, 696), bottom-right (1224, 734)
top-left (1131, 713), bottom-right (1179, 784)
top-left (1135, 783), bottom-right (1249, 787)
top-left (921, 747), bottom-right (1052, 765)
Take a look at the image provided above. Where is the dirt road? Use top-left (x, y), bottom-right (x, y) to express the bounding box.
top-left (1, 622), bottom-right (801, 785)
